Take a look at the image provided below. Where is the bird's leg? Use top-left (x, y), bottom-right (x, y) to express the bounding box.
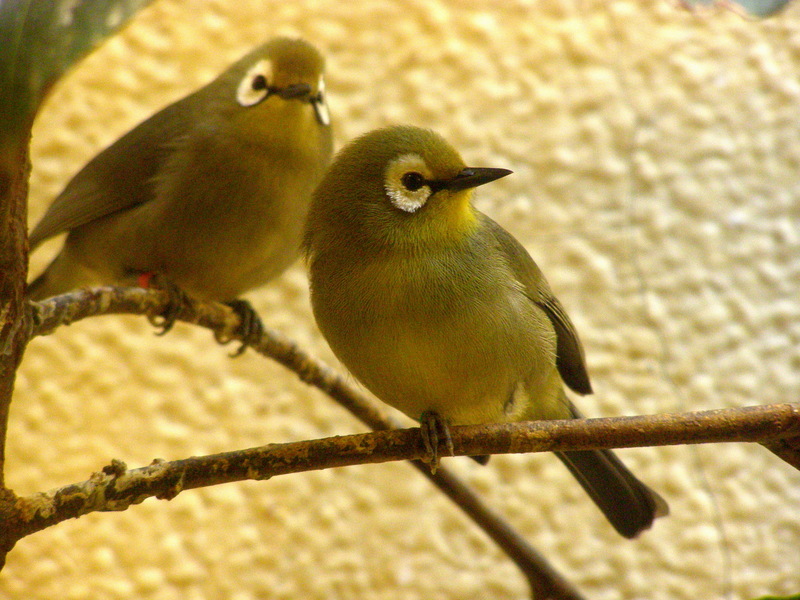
top-left (138, 273), bottom-right (189, 335)
top-left (419, 410), bottom-right (454, 472)
top-left (219, 299), bottom-right (265, 357)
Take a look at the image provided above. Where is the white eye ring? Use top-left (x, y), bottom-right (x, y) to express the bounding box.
top-left (384, 154), bottom-right (432, 213)
top-left (236, 59), bottom-right (273, 107)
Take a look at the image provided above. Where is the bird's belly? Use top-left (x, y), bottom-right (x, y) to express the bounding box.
top-left (142, 195), bottom-right (307, 301)
top-left (174, 227), bottom-right (302, 300)
top-left (320, 291), bottom-right (559, 426)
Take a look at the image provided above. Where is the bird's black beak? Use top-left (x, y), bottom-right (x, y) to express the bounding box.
top-left (273, 83), bottom-right (330, 126)
top-left (442, 167), bottom-right (513, 192)
top-left (276, 83), bottom-right (312, 99)
top-left (310, 93), bottom-right (331, 126)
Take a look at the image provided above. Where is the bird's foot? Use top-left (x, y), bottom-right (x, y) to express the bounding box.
top-left (218, 299), bottom-right (265, 357)
top-left (419, 410), bottom-right (454, 472)
top-left (140, 273), bottom-right (188, 336)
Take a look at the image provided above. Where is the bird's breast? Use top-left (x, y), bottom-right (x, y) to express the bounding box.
top-left (310, 247), bottom-right (558, 424)
top-left (140, 129), bottom-right (328, 300)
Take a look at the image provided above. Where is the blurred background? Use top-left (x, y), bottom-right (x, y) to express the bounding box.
top-left (4, 1), bottom-right (800, 598)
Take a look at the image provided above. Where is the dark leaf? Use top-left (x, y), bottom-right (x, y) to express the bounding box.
top-left (0, 0), bottom-right (154, 138)
top-left (679, 0), bottom-right (792, 17)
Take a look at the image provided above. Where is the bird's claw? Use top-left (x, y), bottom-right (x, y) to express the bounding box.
top-left (419, 410), bottom-right (454, 472)
top-left (143, 274), bottom-right (188, 335)
top-left (219, 299), bottom-right (265, 357)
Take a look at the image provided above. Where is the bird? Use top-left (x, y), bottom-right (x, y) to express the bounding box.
top-left (303, 125), bottom-right (668, 538)
top-left (28, 37), bottom-right (333, 345)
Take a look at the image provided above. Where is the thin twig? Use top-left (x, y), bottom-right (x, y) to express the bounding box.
top-left (7, 401), bottom-right (800, 542)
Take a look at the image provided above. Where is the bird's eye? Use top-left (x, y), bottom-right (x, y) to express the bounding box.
top-left (401, 172), bottom-right (426, 192)
top-left (385, 153), bottom-right (433, 213)
top-left (237, 60), bottom-right (273, 107)
top-left (251, 74), bottom-right (268, 91)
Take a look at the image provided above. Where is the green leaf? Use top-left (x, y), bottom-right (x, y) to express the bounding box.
top-left (751, 594), bottom-right (800, 600)
top-left (680, 0), bottom-right (792, 17)
top-left (0, 0), bottom-right (155, 138)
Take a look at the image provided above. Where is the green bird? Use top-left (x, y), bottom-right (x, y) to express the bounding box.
top-left (28, 37), bottom-right (333, 335)
top-left (304, 125), bottom-right (668, 538)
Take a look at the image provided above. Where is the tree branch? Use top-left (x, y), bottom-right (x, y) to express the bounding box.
top-left (0, 130), bottom-right (33, 493)
top-left (22, 286), bottom-right (585, 600)
top-left (5, 402), bottom-right (799, 542)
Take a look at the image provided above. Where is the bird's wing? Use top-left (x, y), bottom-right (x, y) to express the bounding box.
top-left (29, 96), bottom-right (199, 248)
top-left (483, 215), bottom-right (593, 395)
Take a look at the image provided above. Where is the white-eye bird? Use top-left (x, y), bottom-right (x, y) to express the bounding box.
top-left (304, 125), bottom-right (668, 538)
top-left (28, 37), bottom-right (333, 336)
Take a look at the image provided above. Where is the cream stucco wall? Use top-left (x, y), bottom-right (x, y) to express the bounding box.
top-left (3, 1), bottom-right (800, 598)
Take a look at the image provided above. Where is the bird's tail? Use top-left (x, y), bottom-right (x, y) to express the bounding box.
top-left (556, 397), bottom-right (669, 538)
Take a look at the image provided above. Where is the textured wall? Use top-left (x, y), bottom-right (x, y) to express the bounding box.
top-left (4, 1), bottom-right (800, 598)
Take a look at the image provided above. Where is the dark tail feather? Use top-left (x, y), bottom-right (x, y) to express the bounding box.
top-left (556, 448), bottom-right (668, 538)
top-left (557, 396), bottom-right (668, 538)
